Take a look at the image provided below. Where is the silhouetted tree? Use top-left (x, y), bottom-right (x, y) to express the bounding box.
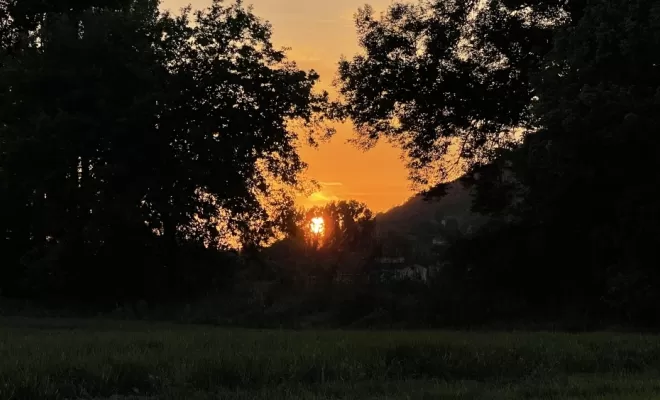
top-left (513, 0), bottom-right (660, 322)
top-left (262, 200), bottom-right (374, 286)
top-left (338, 0), bottom-right (660, 326)
top-left (0, 0), bottom-right (331, 303)
top-left (335, 1), bottom-right (575, 189)
top-left (302, 200), bottom-right (374, 251)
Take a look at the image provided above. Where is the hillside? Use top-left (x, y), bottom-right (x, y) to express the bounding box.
top-left (374, 179), bottom-right (483, 236)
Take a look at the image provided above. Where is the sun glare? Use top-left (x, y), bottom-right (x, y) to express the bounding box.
top-left (310, 217), bottom-right (325, 235)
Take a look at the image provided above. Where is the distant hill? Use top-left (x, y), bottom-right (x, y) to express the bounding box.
top-left (374, 179), bottom-right (485, 237)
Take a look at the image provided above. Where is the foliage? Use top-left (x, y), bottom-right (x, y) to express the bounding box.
top-left (0, 0), bottom-right (330, 302)
top-left (461, 0), bottom-right (660, 323)
top-left (517, 0), bottom-right (660, 322)
top-left (338, 0), bottom-right (660, 326)
top-left (334, 0), bottom-right (566, 187)
top-left (299, 200), bottom-right (374, 250)
top-left (254, 200), bottom-right (375, 298)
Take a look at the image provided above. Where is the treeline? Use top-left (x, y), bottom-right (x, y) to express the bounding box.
top-left (2, 0), bottom-right (660, 328)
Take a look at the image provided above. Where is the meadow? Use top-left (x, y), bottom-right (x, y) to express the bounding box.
top-left (1, 317), bottom-right (660, 399)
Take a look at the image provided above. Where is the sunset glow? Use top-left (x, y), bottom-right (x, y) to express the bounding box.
top-left (310, 217), bottom-right (325, 235)
top-left (160, 0), bottom-right (413, 213)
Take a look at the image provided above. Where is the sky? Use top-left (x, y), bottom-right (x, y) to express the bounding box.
top-left (160, 0), bottom-right (413, 213)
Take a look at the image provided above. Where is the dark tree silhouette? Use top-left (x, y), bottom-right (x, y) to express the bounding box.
top-left (338, 0), bottom-right (660, 326)
top-left (301, 200), bottom-right (374, 251)
top-left (335, 1), bottom-right (574, 188)
top-left (511, 0), bottom-right (660, 322)
top-left (0, 0), bottom-right (331, 302)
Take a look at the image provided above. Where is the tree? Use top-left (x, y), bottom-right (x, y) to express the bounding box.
top-left (264, 200), bottom-right (374, 283)
top-left (300, 200), bottom-right (374, 252)
top-left (338, 0), bottom-right (660, 325)
top-left (0, 0), bottom-right (331, 302)
top-left (335, 0), bottom-right (575, 191)
top-left (514, 0), bottom-right (660, 321)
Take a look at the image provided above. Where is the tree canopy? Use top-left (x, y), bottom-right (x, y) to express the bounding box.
top-left (289, 200), bottom-right (374, 252)
top-left (336, 0), bottom-right (559, 185)
top-left (338, 0), bottom-right (660, 324)
top-left (0, 0), bottom-right (330, 302)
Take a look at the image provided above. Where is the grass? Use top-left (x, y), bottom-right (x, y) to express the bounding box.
top-left (1, 317), bottom-right (660, 399)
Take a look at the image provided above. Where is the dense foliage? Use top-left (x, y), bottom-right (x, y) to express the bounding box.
top-left (0, 0), bottom-right (329, 303)
top-left (338, 0), bottom-right (660, 326)
top-left (299, 200), bottom-right (374, 250)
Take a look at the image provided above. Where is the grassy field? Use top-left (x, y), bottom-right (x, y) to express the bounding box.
top-left (1, 317), bottom-right (660, 399)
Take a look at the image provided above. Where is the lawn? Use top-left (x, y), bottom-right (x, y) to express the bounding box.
top-left (1, 317), bottom-right (659, 399)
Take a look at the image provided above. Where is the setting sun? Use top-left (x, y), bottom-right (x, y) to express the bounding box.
top-left (310, 217), bottom-right (325, 235)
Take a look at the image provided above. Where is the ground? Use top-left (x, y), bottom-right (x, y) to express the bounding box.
top-left (1, 317), bottom-right (660, 399)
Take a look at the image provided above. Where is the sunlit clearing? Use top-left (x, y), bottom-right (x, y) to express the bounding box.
top-left (310, 217), bottom-right (325, 235)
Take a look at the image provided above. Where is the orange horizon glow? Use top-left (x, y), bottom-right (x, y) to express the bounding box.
top-left (161, 0), bottom-right (414, 213)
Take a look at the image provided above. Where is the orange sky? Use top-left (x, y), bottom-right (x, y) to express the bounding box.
top-left (161, 0), bottom-right (413, 212)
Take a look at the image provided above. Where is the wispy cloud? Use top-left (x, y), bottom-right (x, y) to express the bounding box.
top-left (319, 181), bottom-right (343, 187)
top-left (345, 192), bottom-right (408, 197)
top-left (308, 191), bottom-right (340, 203)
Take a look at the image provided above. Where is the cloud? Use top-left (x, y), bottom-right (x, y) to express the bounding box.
top-left (308, 191), bottom-right (340, 203)
top-left (319, 181), bottom-right (343, 187)
top-left (345, 192), bottom-right (405, 197)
